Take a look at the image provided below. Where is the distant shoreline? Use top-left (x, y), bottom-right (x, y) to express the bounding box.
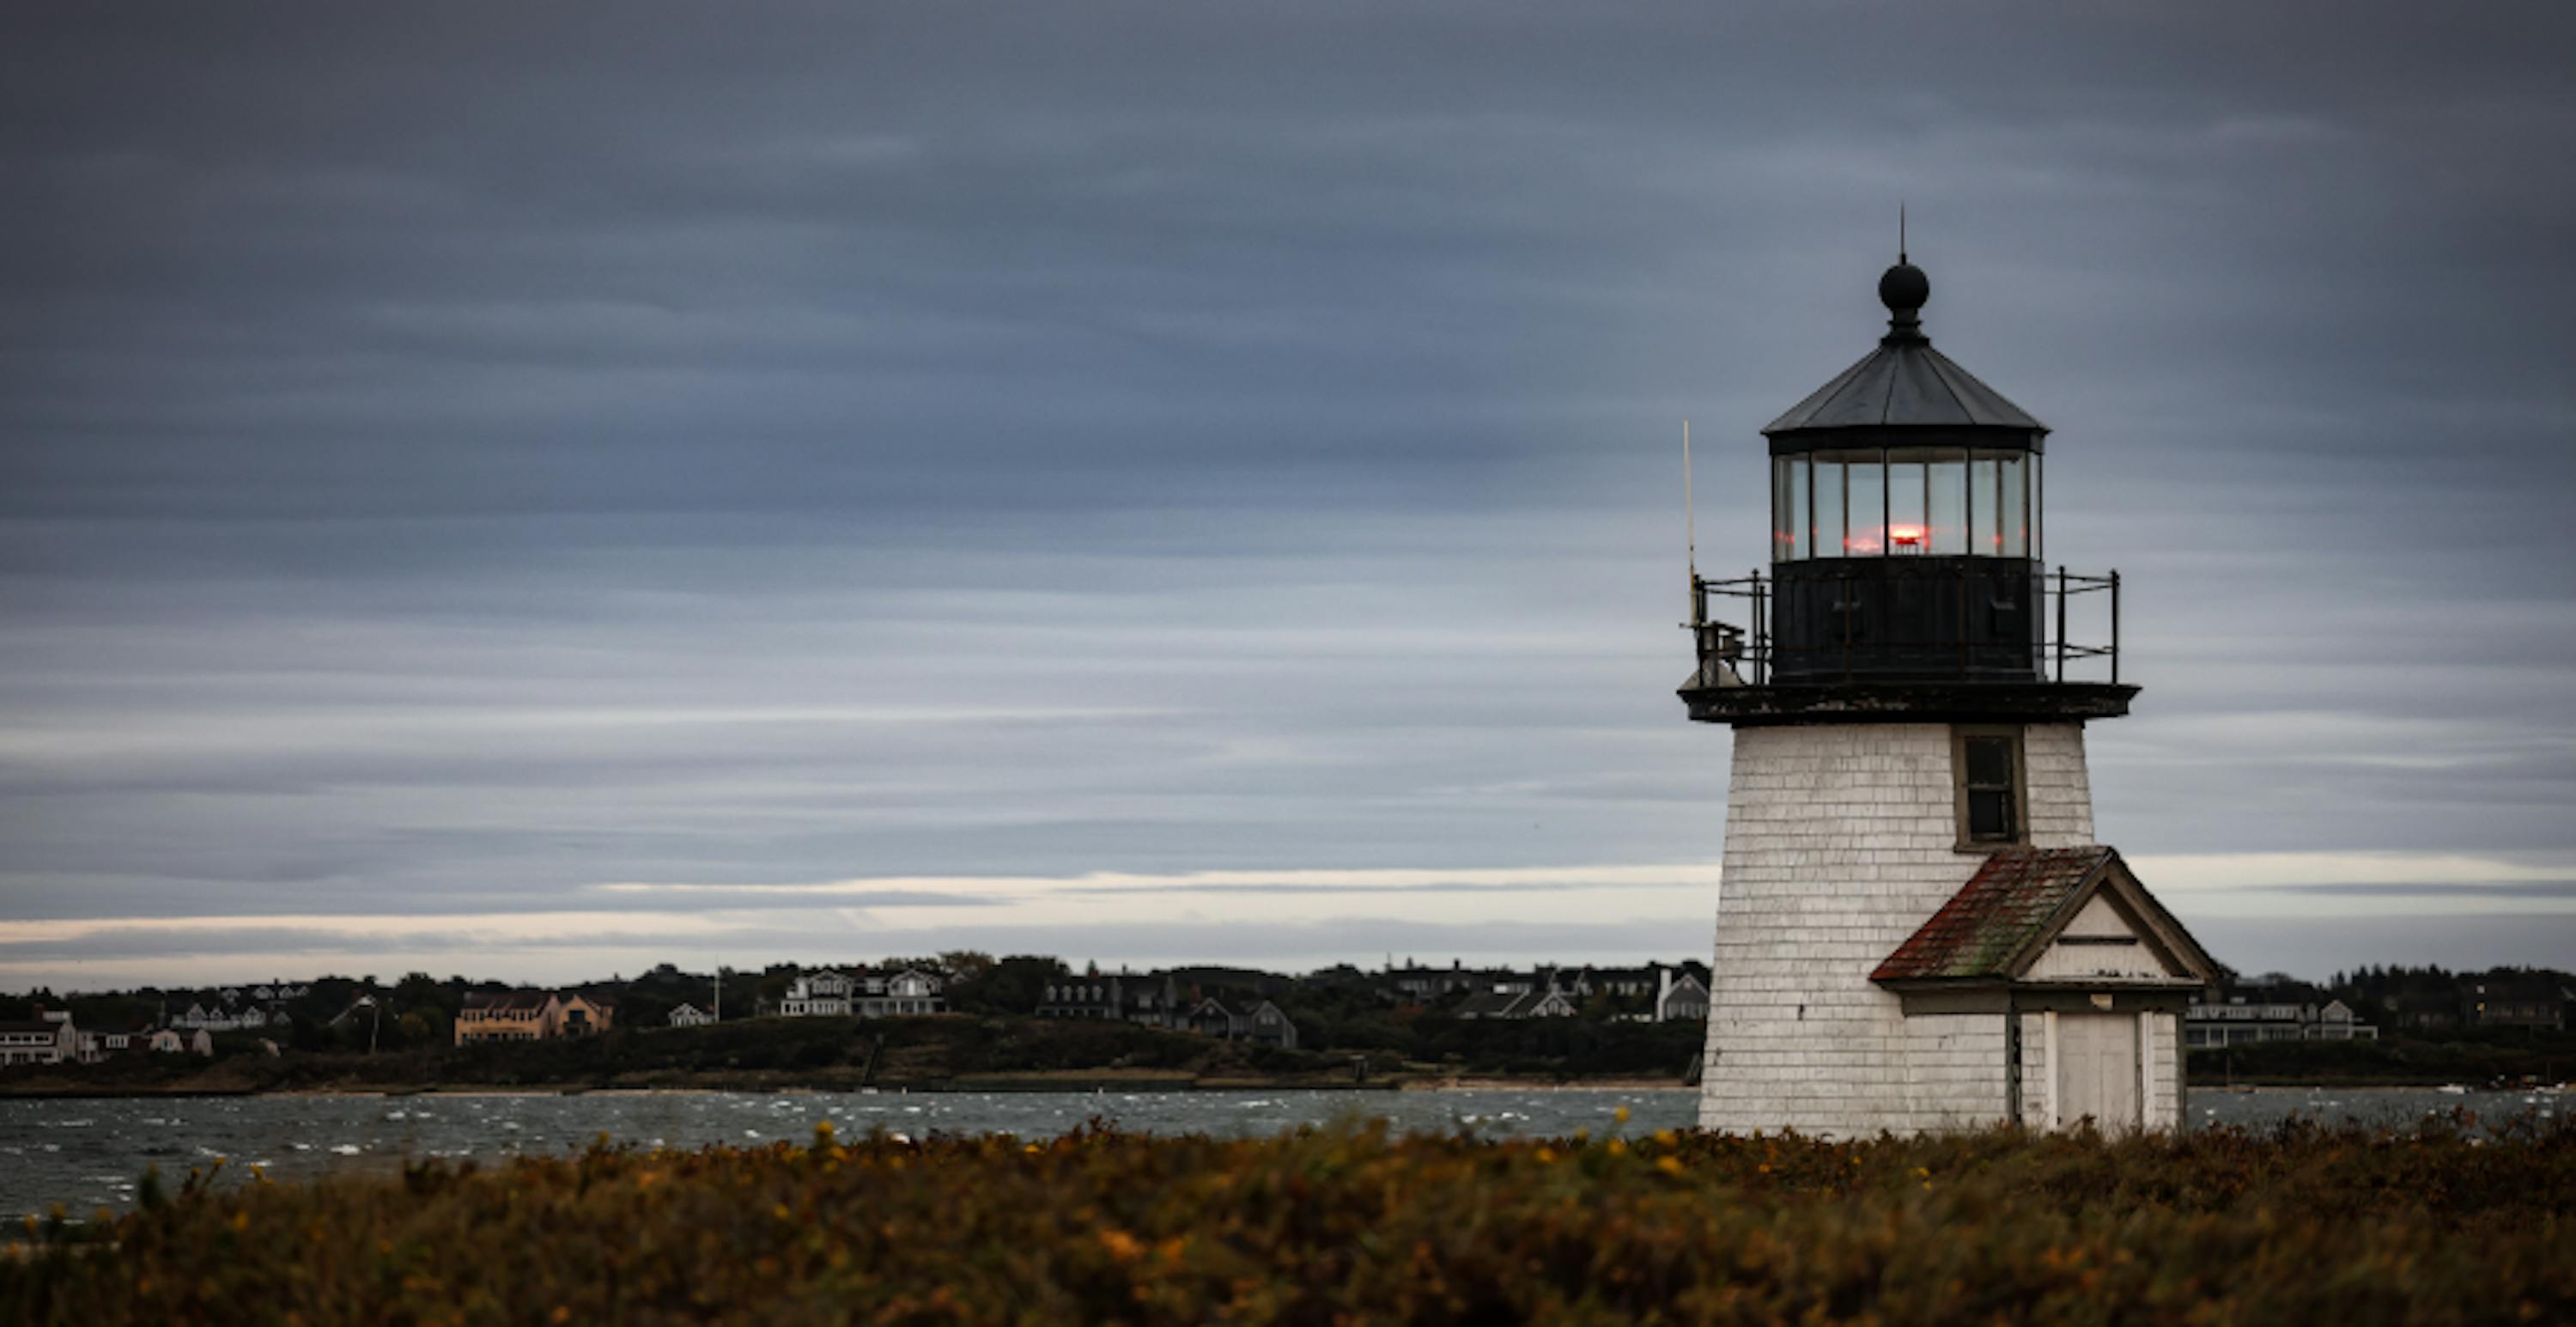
top-left (8, 1079), bottom-right (2549, 1102)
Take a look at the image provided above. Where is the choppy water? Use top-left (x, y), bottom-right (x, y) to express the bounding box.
top-left (0, 1085), bottom-right (2555, 1220)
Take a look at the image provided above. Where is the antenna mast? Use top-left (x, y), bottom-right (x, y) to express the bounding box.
top-left (1684, 419), bottom-right (1700, 625)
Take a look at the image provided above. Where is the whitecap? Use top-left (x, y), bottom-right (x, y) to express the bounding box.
top-left (331, 1144), bottom-right (361, 1156)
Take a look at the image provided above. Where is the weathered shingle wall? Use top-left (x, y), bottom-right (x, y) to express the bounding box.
top-left (2147, 1011), bottom-right (2182, 1129)
top-left (2023, 724), bottom-right (2096, 847)
top-left (1698, 721), bottom-right (2098, 1135)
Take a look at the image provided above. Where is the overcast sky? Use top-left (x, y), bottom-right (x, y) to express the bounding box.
top-left (5, 2), bottom-right (2573, 989)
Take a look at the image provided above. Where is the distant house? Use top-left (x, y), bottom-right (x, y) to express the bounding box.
top-left (1655, 967), bottom-right (1710, 1022)
top-left (1547, 962), bottom-right (1712, 1020)
top-left (2388, 989), bottom-right (2462, 1033)
top-left (455, 989), bottom-right (612, 1043)
top-left (2184, 988), bottom-right (2378, 1049)
top-left (455, 990), bottom-right (562, 1044)
top-left (1037, 972), bottom-right (1182, 1028)
top-left (172, 999), bottom-right (282, 1033)
top-left (781, 969), bottom-right (949, 1018)
top-left (2466, 972), bottom-right (2570, 1032)
top-left (0, 1010), bottom-right (76, 1067)
top-left (557, 993), bottom-right (616, 1038)
top-left (1185, 996), bottom-right (1299, 1050)
top-left (667, 1002), bottom-right (715, 1028)
top-left (780, 971), bottom-right (854, 1017)
top-left (854, 968), bottom-right (946, 1017)
top-left (1567, 967), bottom-right (1661, 1001)
top-left (74, 1022), bottom-right (155, 1062)
top-left (147, 1027), bottom-right (213, 1056)
top-left (1383, 962), bottom-right (1496, 1002)
top-left (1455, 983), bottom-right (1578, 1020)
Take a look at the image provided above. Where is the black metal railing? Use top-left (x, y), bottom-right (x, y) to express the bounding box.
top-left (1688, 564), bottom-right (2121, 686)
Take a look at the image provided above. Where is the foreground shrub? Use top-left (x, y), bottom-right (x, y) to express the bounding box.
top-left (5, 1115), bottom-right (2572, 1324)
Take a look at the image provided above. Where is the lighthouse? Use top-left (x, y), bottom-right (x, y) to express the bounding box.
top-left (1682, 253), bottom-right (2219, 1135)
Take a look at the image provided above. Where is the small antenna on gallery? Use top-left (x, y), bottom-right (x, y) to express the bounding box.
top-left (1684, 419), bottom-right (1704, 630)
top-left (1899, 202), bottom-right (1908, 264)
top-left (1683, 419), bottom-right (1697, 579)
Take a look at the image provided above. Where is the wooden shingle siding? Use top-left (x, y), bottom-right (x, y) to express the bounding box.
top-left (1699, 721), bottom-right (2099, 1135)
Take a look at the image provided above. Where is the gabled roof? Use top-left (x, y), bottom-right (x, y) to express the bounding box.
top-left (1871, 847), bottom-right (2218, 987)
top-left (1454, 990), bottom-right (1528, 1019)
top-left (463, 990), bottom-right (556, 1013)
top-left (1765, 338), bottom-right (2044, 435)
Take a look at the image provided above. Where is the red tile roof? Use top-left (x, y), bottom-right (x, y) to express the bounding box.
top-left (1871, 847), bottom-right (2114, 983)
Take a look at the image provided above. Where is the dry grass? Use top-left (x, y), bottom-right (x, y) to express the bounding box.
top-left (5, 1111), bottom-right (2571, 1324)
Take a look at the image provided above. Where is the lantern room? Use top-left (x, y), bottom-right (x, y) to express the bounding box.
top-left (1681, 256), bottom-right (2133, 723)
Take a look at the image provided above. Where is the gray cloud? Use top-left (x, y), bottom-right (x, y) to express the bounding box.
top-left (3, 1), bottom-right (2573, 985)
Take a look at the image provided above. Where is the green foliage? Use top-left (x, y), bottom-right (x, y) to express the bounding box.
top-left (943, 954), bottom-right (1065, 1015)
top-left (5, 1116), bottom-right (2573, 1324)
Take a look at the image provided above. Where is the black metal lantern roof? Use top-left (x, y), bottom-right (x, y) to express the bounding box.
top-left (1762, 259), bottom-right (2046, 441)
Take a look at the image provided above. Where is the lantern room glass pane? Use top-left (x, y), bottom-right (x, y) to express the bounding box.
top-left (1771, 457), bottom-right (1791, 560)
top-left (1812, 457), bottom-right (1844, 558)
top-left (1788, 458), bottom-right (1808, 560)
top-left (1886, 457), bottom-right (1927, 555)
top-left (2028, 453), bottom-right (2043, 560)
top-left (1972, 456), bottom-right (2002, 555)
top-left (1997, 453), bottom-right (2028, 557)
top-left (1929, 451), bottom-right (1967, 555)
top-left (1844, 453), bottom-right (1885, 556)
top-left (1773, 456), bottom-right (1807, 561)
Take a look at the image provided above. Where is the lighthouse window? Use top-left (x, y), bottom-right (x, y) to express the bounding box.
top-left (1886, 457), bottom-right (1928, 555)
top-left (1844, 454), bottom-right (1885, 555)
top-left (1812, 456), bottom-right (1844, 557)
top-left (2021, 453), bottom-right (2040, 559)
top-left (1772, 446), bottom-right (2034, 562)
top-left (1972, 455), bottom-right (2003, 554)
top-left (1772, 456), bottom-right (1804, 561)
top-left (1953, 727), bottom-right (2026, 848)
top-left (1927, 450), bottom-right (1968, 555)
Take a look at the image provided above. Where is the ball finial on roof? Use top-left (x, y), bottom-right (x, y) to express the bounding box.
top-left (1878, 259), bottom-right (1929, 315)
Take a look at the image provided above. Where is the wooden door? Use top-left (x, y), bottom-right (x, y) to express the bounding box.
top-left (2055, 1013), bottom-right (2141, 1130)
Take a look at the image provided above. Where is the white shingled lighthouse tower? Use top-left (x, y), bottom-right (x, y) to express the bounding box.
top-left (1680, 251), bottom-right (2219, 1135)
